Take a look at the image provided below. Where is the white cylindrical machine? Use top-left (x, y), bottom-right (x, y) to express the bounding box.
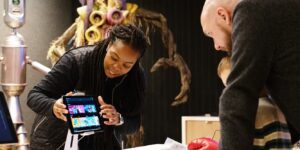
top-left (1, 0), bottom-right (29, 149)
top-left (1, 30), bottom-right (27, 123)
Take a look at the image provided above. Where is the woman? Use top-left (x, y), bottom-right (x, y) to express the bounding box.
top-left (27, 24), bottom-right (147, 150)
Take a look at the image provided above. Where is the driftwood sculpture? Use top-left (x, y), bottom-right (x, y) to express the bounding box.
top-left (135, 8), bottom-right (191, 106)
top-left (47, 0), bottom-right (191, 147)
top-left (47, 0), bottom-right (191, 106)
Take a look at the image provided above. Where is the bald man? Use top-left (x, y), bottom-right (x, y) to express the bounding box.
top-left (201, 0), bottom-right (300, 149)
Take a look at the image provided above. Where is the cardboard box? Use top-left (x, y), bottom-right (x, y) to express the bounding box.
top-left (181, 116), bottom-right (220, 144)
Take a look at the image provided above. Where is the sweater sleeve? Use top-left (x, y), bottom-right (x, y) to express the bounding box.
top-left (219, 2), bottom-right (275, 150)
top-left (27, 51), bottom-right (79, 118)
top-left (115, 65), bottom-right (146, 135)
top-left (115, 115), bottom-right (141, 135)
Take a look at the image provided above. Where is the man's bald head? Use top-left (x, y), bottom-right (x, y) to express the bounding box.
top-left (201, 0), bottom-right (237, 25)
top-left (200, 0), bottom-right (239, 51)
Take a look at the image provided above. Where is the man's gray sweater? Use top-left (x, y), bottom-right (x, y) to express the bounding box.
top-left (219, 0), bottom-right (300, 149)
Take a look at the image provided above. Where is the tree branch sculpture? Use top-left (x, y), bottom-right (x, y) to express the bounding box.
top-left (46, 0), bottom-right (191, 147)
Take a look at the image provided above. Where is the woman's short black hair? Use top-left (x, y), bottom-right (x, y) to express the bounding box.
top-left (108, 24), bottom-right (147, 57)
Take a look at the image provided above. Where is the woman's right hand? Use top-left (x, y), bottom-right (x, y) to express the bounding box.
top-left (53, 92), bottom-right (73, 121)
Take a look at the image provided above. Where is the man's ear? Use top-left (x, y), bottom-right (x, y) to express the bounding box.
top-left (215, 7), bottom-right (232, 25)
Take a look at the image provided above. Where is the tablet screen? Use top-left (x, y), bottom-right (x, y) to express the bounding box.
top-left (63, 96), bottom-right (103, 134)
top-left (0, 92), bottom-right (18, 144)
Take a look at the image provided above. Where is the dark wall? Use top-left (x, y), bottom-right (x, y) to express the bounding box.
top-left (72, 0), bottom-right (226, 145)
top-left (128, 0), bottom-right (226, 144)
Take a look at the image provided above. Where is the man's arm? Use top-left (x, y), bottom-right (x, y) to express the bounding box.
top-left (219, 1), bottom-right (275, 150)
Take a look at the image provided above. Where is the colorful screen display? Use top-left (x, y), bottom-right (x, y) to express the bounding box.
top-left (64, 96), bottom-right (102, 134)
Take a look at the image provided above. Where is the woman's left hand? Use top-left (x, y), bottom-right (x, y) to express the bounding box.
top-left (98, 96), bottom-right (121, 125)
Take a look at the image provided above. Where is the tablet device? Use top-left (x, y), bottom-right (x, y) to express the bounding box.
top-left (0, 91), bottom-right (18, 144)
top-left (63, 96), bottom-right (103, 134)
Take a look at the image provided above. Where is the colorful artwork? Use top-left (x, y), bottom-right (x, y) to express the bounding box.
top-left (68, 105), bottom-right (86, 114)
top-left (84, 105), bottom-right (97, 113)
top-left (72, 116), bottom-right (99, 128)
top-left (47, 0), bottom-right (191, 107)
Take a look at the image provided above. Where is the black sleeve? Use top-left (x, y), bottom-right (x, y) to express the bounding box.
top-left (115, 115), bottom-right (141, 135)
top-left (219, 2), bottom-right (275, 150)
top-left (27, 52), bottom-right (79, 118)
top-left (115, 65), bottom-right (146, 135)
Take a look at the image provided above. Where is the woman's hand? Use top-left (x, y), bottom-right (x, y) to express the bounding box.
top-left (98, 96), bottom-right (121, 125)
top-left (53, 92), bottom-right (73, 121)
